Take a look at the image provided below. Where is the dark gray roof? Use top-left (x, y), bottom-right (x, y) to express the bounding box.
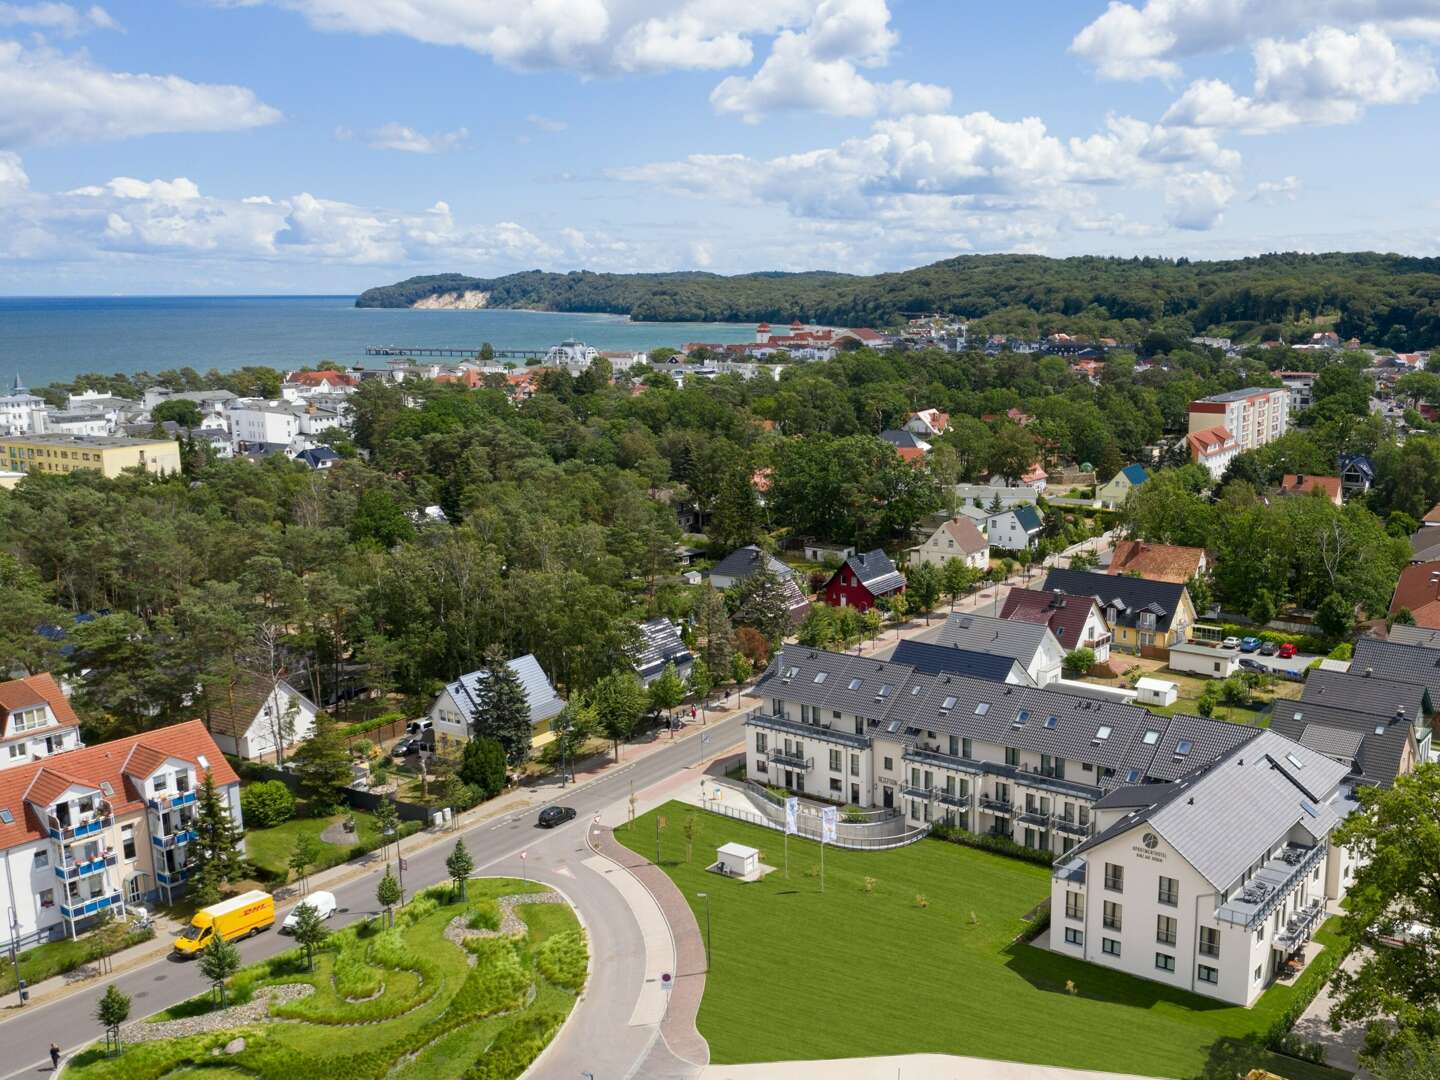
top-left (1010, 504), bottom-right (1044, 534)
top-left (631, 617), bottom-right (693, 681)
top-left (1349, 637), bottom-right (1440, 708)
top-left (1300, 667), bottom-right (1427, 720)
top-left (935, 612), bottom-right (1053, 667)
top-left (1042, 568), bottom-right (1187, 633)
top-left (888, 640), bottom-right (1033, 685)
top-left (1296, 725), bottom-right (1366, 761)
top-left (709, 545), bottom-right (794, 583)
top-left (1269, 698), bottom-right (1413, 787)
top-left (1409, 528), bottom-right (1440, 562)
top-left (879, 429), bottom-right (927, 449)
top-left (841, 549), bottom-right (906, 596)
top-left (1386, 624), bottom-right (1440, 649)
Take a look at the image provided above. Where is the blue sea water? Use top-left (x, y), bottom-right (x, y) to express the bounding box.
top-left (0, 296), bottom-right (759, 386)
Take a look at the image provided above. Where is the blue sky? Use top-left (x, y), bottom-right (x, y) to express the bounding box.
top-left (1, 0), bottom-right (1438, 294)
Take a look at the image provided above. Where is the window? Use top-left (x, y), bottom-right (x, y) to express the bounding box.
top-left (1102, 901), bottom-right (1122, 931)
top-left (755, 733), bottom-right (767, 754)
top-left (829, 749), bottom-right (842, 772)
top-left (1254, 965), bottom-right (1263, 982)
top-left (1064, 927), bottom-right (1083, 947)
top-left (1104, 863), bottom-right (1124, 892)
top-left (1156, 915), bottom-right (1177, 946)
top-left (755, 759), bottom-right (767, 774)
top-left (813, 672), bottom-right (828, 684)
top-left (974, 703), bottom-right (989, 716)
top-left (1143, 729), bottom-right (1160, 745)
top-left (153, 773), bottom-right (169, 792)
top-left (1198, 964), bottom-right (1218, 985)
top-left (962, 738), bottom-right (972, 759)
top-left (941, 696), bottom-right (957, 711)
top-left (32, 850), bottom-right (48, 869)
top-left (1155, 953), bottom-right (1176, 973)
top-left (7, 744), bottom-right (24, 760)
top-left (121, 824), bottom-right (136, 861)
top-left (948, 735), bottom-right (959, 756)
top-left (1199, 926), bottom-right (1220, 958)
top-left (848, 678), bottom-right (862, 690)
top-left (38, 889), bottom-right (54, 910)
top-left (1102, 937), bottom-right (1121, 957)
top-left (829, 777), bottom-right (842, 793)
top-left (1158, 876), bottom-right (1179, 906)
top-left (1065, 892), bottom-right (1084, 921)
top-left (850, 754), bottom-right (859, 777)
top-left (1095, 726), bottom-right (1112, 740)
top-left (1005, 747), bottom-right (1020, 767)
top-left (882, 757), bottom-right (893, 772)
top-left (1175, 739), bottom-right (1193, 757)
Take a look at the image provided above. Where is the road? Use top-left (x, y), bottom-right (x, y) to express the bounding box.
top-left (1, 711), bottom-right (750, 1080)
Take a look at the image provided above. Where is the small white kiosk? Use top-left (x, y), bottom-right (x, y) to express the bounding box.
top-left (715, 842), bottom-right (760, 879)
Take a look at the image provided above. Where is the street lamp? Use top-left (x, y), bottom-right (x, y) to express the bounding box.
top-left (696, 891), bottom-right (711, 970)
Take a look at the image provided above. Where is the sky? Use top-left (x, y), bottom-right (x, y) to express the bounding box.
top-left (1, 0), bottom-right (1439, 294)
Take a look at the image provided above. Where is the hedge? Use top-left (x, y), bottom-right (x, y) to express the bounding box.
top-left (536, 928), bottom-right (588, 991)
top-left (1262, 929), bottom-right (1352, 1063)
top-left (1216, 623), bottom-right (1331, 655)
top-left (339, 710), bottom-right (406, 738)
top-left (928, 823), bottom-right (1056, 866)
top-left (240, 780), bottom-right (295, 828)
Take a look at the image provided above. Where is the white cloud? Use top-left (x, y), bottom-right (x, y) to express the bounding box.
top-left (361, 122), bottom-right (468, 153)
top-left (0, 2), bottom-right (117, 35)
top-left (1164, 170), bottom-right (1235, 230)
top-left (0, 40), bottom-right (281, 146)
top-left (1164, 25), bottom-right (1438, 131)
top-left (1251, 176), bottom-right (1301, 203)
top-left (526, 113), bottom-right (567, 133)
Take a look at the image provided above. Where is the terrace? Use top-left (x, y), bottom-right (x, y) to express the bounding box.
top-left (1214, 842), bottom-right (1328, 930)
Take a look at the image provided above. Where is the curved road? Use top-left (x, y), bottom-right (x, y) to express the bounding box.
top-left (0, 713), bottom-right (748, 1080)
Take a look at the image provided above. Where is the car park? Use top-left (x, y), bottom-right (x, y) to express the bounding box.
top-left (282, 891), bottom-right (337, 931)
top-left (1277, 643), bottom-right (1297, 659)
top-left (1239, 637), bottom-right (1262, 652)
top-left (1221, 636), bottom-right (1241, 649)
top-left (538, 805), bottom-right (577, 828)
top-left (1258, 641), bottom-right (1277, 656)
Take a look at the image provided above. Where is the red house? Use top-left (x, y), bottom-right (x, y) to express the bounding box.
top-left (822, 549), bottom-right (906, 612)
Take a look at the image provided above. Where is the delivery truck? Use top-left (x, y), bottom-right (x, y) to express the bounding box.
top-left (173, 890), bottom-right (275, 956)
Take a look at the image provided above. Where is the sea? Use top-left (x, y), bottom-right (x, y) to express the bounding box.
top-left (0, 296), bottom-right (760, 386)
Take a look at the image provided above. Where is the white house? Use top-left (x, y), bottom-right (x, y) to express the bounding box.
top-left (985, 505), bottom-right (1044, 551)
top-left (904, 409), bottom-right (950, 438)
top-left (204, 673), bottom-right (318, 762)
top-left (934, 612), bottom-right (1065, 686)
top-left (429, 654), bottom-right (567, 749)
top-left (0, 375), bottom-right (45, 436)
top-left (1051, 731), bottom-right (1354, 1005)
top-left (1166, 642), bottom-right (1240, 679)
top-left (545, 340), bottom-right (600, 371)
top-left (1186, 426), bottom-right (1240, 481)
top-left (632, 617), bottom-right (694, 687)
top-left (909, 518), bottom-right (990, 570)
top-left (0, 674), bottom-right (84, 769)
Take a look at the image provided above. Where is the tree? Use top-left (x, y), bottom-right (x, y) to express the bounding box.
top-left (151, 399), bottom-right (202, 429)
top-left (377, 867), bottom-right (403, 927)
top-left (986, 423), bottom-right (1039, 485)
top-left (291, 901), bottom-right (329, 970)
top-left (593, 670), bottom-right (647, 759)
top-left (1184, 573), bottom-right (1212, 615)
top-left (942, 558), bottom-right (977, 609)
top-left (885, 592), bottom-right (910, 627)
top-left (446, 838), bottom-right (474, 900)
top-left (373, 797), bottom-right (400, 859)
top-left (199, 933), bottom-right (240, 1006)
top-left (288, 833), bottom-right (321, 891)
top-left (290, 711), bottom-right (352, 812)
top-left (692, 587), bottom-right (734, 674)
top-left (906, 564), bottom-right (942, 622)
top-left (709, 467), bottom-right (764, 550)
top-left (190, 769), bottom-right (245, 904)
top-left (731, 566), bottom-right (794, 644)
top-left (1195, 683), bottom-right (1220, 717)
top-left (240, 780), bottom-right (295, 828)
top-left (687, 658), bottom-right (714, 719)
top-left (1247, 587), bottom-right (1278, 628)
top-left (734, 625), bottom-right (770, 668)
top-left (1062, 648), bottom-right (1095, 678)
top-left (95, 983), bottom-right (131, 1056)
top-left (1316, 592), bottom-right (1354, 642)
top-left (1330, 767), bottom-right (1440, 1043)
top-left (795, 605), bottom-right (839, 649)
top-left (460, 736), bottom-right (508, 799)
top-left (729, 651), bottom-right (753, 688)
top-left (471, 645), bottom-right (533, 768)
top-left (860, 608), bottom-right (883, 648)
top-left (648, 662), bottom-right (686, 727)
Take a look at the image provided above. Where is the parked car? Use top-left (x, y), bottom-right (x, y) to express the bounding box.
top-left (391, 731), bottom-right (434, 758)
top-left (1238, 658), bottom-right (1266, 673)
top-left (1239, 637), bottom-right (1262, 652)
top-left (537, 806), bottom-right (577, 828)
top-left (1221, 636), bottom-right (1241, 649)
top-left (1258, 641), bottom-right (1278, 656)
top-left (281, 891), bottom-right (337, 932)
top-left (1277, 642), bottom-right (1297, 659)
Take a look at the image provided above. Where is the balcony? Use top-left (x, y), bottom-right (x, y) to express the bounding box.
top-left (1053, 817), bottom-right (1090, 837)
top-left (53, 850), bottom-right (118, 881)
top-left (59, 890), bottom-right (122, 920)
top-left (148, 789), bottom-right (197, 812)
top-left (978, 796), bottom-right (1013, 815)
top-left (1215, 843), bottom-right (1327, 929)
top-left (152, 828), bottom-right (199, 850)
top-left (903, 746), bottom-right (983, 776)
top-left (156, 866), bottom-right (191, 887)
top-left (47, 803), bottom-right (114, 843)
top-left (1275, 899), bottom-right (1326, 950)
top-left (1018, 810), bottom-right (1051, 829)
top-left (746, 708), bottom-right (870, 750)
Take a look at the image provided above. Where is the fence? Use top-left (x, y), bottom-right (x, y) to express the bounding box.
top-left (702, 800), bottom-right (931, 851)
top-left (341, 716), bottom-right (409, 751)
top-left (238, 761), bottom-right (433, 823)
top-left (743, 779), bottom-right (897, 822)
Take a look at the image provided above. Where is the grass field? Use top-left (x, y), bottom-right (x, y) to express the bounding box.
top-left (64, 877), bottom-right (583, 1080)
top-left (619, 802), bottom-right (1348, 1080)
top-left (243, 809), bottom-right (421, 882)
top-left (0, 924), bottom-right (154, 994)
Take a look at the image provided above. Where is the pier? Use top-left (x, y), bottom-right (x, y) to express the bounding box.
top-left (365, 345), bottom-right (549, 360)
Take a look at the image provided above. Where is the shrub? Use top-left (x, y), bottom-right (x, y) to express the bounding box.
top-left (929, 823), bottom-right (1054, 866)
top-left (338, 710), bottom-right (405, 739)
top-left (240, 780), bottom-right (296, 829)
top-left (463, 1012), bottom-right (566, 1080)
top-left (332, 940), bottom-right (383, 1000)
top-left (536, 929), bottom-right (588, 991)
top-left (458, 938), bottom-right (531, 1016)
top-left (467, 899), bottom-right (500, 932)
top-left (1263, 932), bottom-right (1350, 1056)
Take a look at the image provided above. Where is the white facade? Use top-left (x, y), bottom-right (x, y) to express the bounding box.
top-left (545, 340), bottom-right (600, 371)
top-left (909, 519), bottom-right (989, 570)
top-left (0, 393), bottom-right (45, 436)
top-left (229, 401), bottom-right (302, 451)
top-left (209, 680), bottom-right (318, 761)
top-left (0, 701), bottom-right (82, 770)
top-left (43, 412), bottom-right (111, 437)
top-left (1166, 643), bottom-right (1240, 678)
top-left (1188, 388), bottom-right (1290, 453)
top-left (986, 509), bottom-right (1043, 551)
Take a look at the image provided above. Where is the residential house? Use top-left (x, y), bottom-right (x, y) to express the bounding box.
top-left (986, 505), bottom-right (1045, 552)
top-left (1338, 454), bottom-right (1375, 498)
top-left (934, 612), bottom-right (1065, 685)
top-left (1269, 696), bottom-right (1424, 790)
top-left (1386, 624), bottom-right (1440, 649)
top-left (1410, 532), bottom-right (1440, 564)
top-left (1299, 667), bottom-right (1430, 724)
top-left (1106, 541), bottom-right (1207, 585)
top-left (429, 654), bottom-right (567, 749)
top-left (1188, 388), bottom-right (1289, 452)
top-left (293, 446), bottom-right (341, 470)
top-left (1052, 730), bottom-right (1354, 1006)
top-left (203, 672), bottom-right (319, 762)
top-left (823, 550), bottom-right (906, 612)
top-left (0, 675), bottom-right (84, 770)
top-left (1347, 637), bottom-right (1440, 727)
top-left (1390, 561), bottom-right (1440, 626)
top-left (632, 617), bottom-right (693, 687)
top-left (1277, 372), bottom-right (1317, 414)
top-left (989, 462), bottom-right (1048, 491)
top-left (1186, 426), bottom-right (1239, 480)
top-left (0, 375), bottom-right (45, 436)
top-left (1097, 465), bottom-right (1150, 507)
top-left (908, 518), bottom-right (989, 570)
top-left (1042, 569), bottom-right (1196, 659)
top-left (1000, 589), bottom-right (1112, 664)
top-left (953, 484), bottom-right (1039, 509)
top-left (888, 640), bottom-right (1036, 687)
top-left (1278, 475), bottom-right (1342, 506)
top-left (707, 545), bottom-right (811, 622)
top-left (880, 429), bottom-right (930, 464)
top-left (904, 409), bottom-right (950, 438)
top-left (0, 720), bottom-right (240, 947)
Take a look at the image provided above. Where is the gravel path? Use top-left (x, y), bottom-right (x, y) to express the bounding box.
top-left (442, 890), bottom-right (568, 949)
top-left (120, 983), bottom-right (315, 1044)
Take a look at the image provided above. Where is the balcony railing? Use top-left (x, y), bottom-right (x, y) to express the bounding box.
top-left (1275, 899), bottom-right (1326, 949)
top-left (53, 850), bottom-right (118, 881)
top-left (47, 803), bottom-right (114, 843)
top-left (978, 796), bottom-right (1013, 815)
top-left (148, 789), bottom-right (197, 812)
top-left (59, 890), bottom-right (122, 920)
top-left (903, 746), bottom-right (983, 775)
top-left (156, 866), bottom-right (191, 887)
top-left (745, 709), bottom-right (870, 750)
top-left (152, 829), bottom-right (199, 850)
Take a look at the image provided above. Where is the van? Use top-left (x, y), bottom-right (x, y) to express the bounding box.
top-left (406, 718), bottom-right (433, 737)
top-left (173, 890), bottom-right (275, 956)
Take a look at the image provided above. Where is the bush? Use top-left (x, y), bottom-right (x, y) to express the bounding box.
top-left (536, 929), bottom-right (588, 991)
top-left (458, 938), bottom-right (531, 1016)
top-left (338, 710), bottom-right (406, 739)
top-left (240, 780), bottom-right (296, 828)
top-left (467, 899), bottom-right (500, 931)
top-left (929, 823), bottom-right (1054, 866)
top-left (1263, 932), bottom-right (1350, 1056)
top-left (463, 1012), bottom-right (566, 1080)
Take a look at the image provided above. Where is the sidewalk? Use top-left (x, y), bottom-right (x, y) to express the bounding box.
top-left (701, 1053), bottom-right (1153, 1080)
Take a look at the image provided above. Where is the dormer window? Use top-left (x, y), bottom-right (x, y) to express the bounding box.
top-left (153, 773), bottom-right (168, 792)
top-left (10, 707), bottom-right (50, 733)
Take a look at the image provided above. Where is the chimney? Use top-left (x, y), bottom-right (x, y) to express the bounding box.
top-left (1364, 667), bottom-right (1373, 678)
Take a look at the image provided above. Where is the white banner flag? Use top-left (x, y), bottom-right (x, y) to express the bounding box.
top-left (821, 805), bottom-right (839, 844)
top-left (784, 796), bottom-right (799, 835)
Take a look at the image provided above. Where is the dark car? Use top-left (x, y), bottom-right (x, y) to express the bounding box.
top-left (537, 806), bottom-right (577, 828)
top-left (391, 732), bottom-right (434, 758)
top-left (1258, 641), bottom-right (1278, 656)
top-left (1238, 657), bottom-right (1266, 673)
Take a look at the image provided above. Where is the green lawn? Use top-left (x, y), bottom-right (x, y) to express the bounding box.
top-left (620, 802), bottom-right (1348, 1080)
top-left (64, 876), bottom-right (581, 1080)
top-left (243, 809), bottom-right (421, 882)
top-left (0, 924), bottom-right (154, 994)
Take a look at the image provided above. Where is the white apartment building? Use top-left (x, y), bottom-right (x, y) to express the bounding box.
top-left (746, 647), bottom-right (1254, 855)
top-left (0, 717), bottom-right (240, 948)
top-left (228, 399), bottom-right (353, 453)
top-left (1276, 372), bottom-right (1316, 415)
top-left (1050, 730), bottom-right (1355, 1006)
top-left (1187, 387), bottom-right (1289, 453)
top-left (0, 675), bottom-right (84, 770)
top-left (1185, 426), bottom-right (1240, 481)
top-left (0, 375), bottom-right (45, 436)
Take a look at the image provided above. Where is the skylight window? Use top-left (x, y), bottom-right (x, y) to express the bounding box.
top-left (1044, 716), bottom-right (1058, 729)
top-left (849, 678), bottom-right (863, 690)
top-left (1095, 726), bottom-right (1112, 740)
top-left (1375, 723), bottom-right (1386, 735)
top-left (1125, 769), bottom-right (1141, 783)
top-left (1175, 739), bottom-right (1193, 757)
top-left (942, 696), bottom-right (957, 710)
top-left (784, 666), bottom-right (799, 679)
top-left (974, 702), bottom-right (990, 716)
top-left (197, 754), bottom-right (209, 769)
top-left (876, 684), bottom-right (893, 698)
top-left (100, 781), bottom-right (114, 797)
top-left (813, 672), bottom-right (828, 684)
top-left (1285, 752), bottom-right (1305, 769)
top-left (1012, 709), bottom-right (1030, 728)
top-left (911, 685), bottom-right (923, 696)
top-left (0, 808), bottom-right (11, 825)
top-left (1143, 730), bottom-right (1160, 745)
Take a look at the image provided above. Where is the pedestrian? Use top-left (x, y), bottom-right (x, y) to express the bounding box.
top-left (690, 705), bottom-right (696, 721)
top-left (49, 1043), bottom-right (60, 1071)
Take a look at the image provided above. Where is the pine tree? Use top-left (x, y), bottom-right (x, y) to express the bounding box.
top-left (460, 736), bottom-right (508, 799)
top-left (732, 566), bottom-right (792, 644)
top-left (377, 866), bottom-right (402, 927)
top-left (290, 711), bottom-right (352, 812)
top-left (189, 770), bottom-right (244, 902)
top-left (471, 645), bottom-right (533, 767)
top-left (692, 587), bottom-right (734, 673)
top-left (446, 838), bottom-right (474, 901)
top-left (291, 901), bottom-right (329, 970)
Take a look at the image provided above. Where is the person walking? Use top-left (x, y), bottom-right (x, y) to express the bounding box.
top-left (49, 1043), bottom-right (60, 1071)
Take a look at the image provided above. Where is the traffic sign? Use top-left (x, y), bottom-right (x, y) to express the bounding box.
top-left (660, 972), bottom-right (673, 991)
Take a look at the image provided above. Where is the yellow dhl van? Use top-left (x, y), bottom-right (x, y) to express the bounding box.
top-left (173, 890), bottom-right (274, 956)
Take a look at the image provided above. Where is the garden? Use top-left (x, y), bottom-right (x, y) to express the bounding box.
top-left (620, 801), bottom-right (1350, 1080)
top-left (66, 877), bottom-right (586, 1080)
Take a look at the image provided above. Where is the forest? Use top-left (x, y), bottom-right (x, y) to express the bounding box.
top-left (356, 252), bottom-right (1440, 350)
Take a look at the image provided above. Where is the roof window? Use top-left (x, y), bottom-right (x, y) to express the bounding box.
top-left (941, 696), bottom-right (957, 710)
top-left (1012, 709), bottom-right (1030, 728)
top-left (1044, 715), bottom-right (1058, 729)
top-left (1124, 769), bottom-right (1141, 783)
top-left (813, 672), bottom-right (828, 684)
top-left (1285, 752), bottom-right (1304, 769)
top-left (0, 808), bottom-right (11, 825)
top-left (100, 781), bottom-right (114, 797)
top-left (849, 678), bottom-right (863, 690)
top-left (974, 702), bottom-right (990, 716)
top-left (1175, 739), bottom-right (1193, 757)
top-left (1095, 725), bottom-right (1112, 740)
top-left (1143, 729), bottom-right (1160, 745)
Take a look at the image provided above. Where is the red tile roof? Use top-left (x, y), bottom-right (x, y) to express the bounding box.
top-left (1000, 589), bottom-right (1105, 650)
top-left (286, 370), bottom-right (357, 388)
top-left (1186, 425), bottom-right (1236, 458)
top-left (1279, 474), bottom-right (1342, 502)
top-left (1107, 541), bottom-right (1205, 585)
top-left (0, 674), bottom-right (79, 740)
top-left (1390, 561), bottom-right (1440, 628)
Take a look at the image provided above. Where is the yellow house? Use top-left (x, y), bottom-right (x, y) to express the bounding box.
top-left (1043, 569), bottom-right (1197, 659)
top-left (0, 434), bottom-right (182, 478)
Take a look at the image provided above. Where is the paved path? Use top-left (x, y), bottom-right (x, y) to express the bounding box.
top-left (700, 1054), bottom-right (1154, 1080)
top-left (1293, 948), bottom-right (1371, 1077)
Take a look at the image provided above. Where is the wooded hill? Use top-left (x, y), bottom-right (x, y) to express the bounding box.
top-left (356, 252), bottom-right (1440, 350)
